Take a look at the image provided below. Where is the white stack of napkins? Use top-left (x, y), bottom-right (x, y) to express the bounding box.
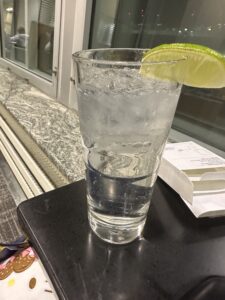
top-left (158, 141), bottom-right (225, 218)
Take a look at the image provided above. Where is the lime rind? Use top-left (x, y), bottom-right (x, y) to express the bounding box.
top-left (141, 43), bottom-right (225, 88)
top-left (143, 43), bottom-right (225, 64)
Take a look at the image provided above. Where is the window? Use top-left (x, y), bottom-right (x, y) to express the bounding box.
top-left (0, 0), bottom-right (59, 97)
top-left (88, 0), bottom-right (225, 155)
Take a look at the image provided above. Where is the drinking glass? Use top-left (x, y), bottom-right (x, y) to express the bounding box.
top-left (73, 49), bottom-right (181, 244)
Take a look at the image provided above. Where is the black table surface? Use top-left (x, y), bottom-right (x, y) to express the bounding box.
top-left (17, 179), bottom-right (225, 300)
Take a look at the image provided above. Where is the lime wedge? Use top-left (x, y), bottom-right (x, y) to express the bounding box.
top-left (141, 43), bottom-right (225, 88)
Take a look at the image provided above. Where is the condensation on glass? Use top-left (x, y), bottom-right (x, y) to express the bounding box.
top-left (89, 0), bottom-right (225, 153)
top-left (1, 0), bottom-right (55, 80)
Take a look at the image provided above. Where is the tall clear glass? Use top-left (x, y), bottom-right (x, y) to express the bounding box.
top-left (73, 49), bottom-right (181, 244)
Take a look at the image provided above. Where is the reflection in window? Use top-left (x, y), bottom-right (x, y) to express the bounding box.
top-left (2, 0), bottom-right (26, 63)
top-left (89, 0), bottom-right (225, 152)
top-left (1, 0), bottom-right (55, 79)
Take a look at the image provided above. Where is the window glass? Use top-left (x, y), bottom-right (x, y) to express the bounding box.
top-left (89, 0), bottom-right (225, 153)
top-left (1, 0), bottom-right (55, 80)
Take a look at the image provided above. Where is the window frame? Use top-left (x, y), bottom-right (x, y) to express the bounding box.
top-left (0, 0), bottom-right (61, 98)
top-left (0, 0), bottom-right (93, 105)
top-left (67, 0), bottom-right (93, 109)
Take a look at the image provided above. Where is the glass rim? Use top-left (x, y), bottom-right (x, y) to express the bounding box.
top-left (72, 48), bottom-right (183, 67)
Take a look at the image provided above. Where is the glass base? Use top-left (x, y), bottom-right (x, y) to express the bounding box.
top-left (88, 210), bottom-right (146, 244)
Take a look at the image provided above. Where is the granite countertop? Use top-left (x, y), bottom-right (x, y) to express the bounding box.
top-left (0, 66), bottom-right (85, 183)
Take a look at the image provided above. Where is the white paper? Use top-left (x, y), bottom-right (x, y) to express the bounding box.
top-left (159, 141), bottom-right (225, 218)
top-left (163, 141), bottom-right (225, 170)
top-left (183, 192), bottom-right (225, 218)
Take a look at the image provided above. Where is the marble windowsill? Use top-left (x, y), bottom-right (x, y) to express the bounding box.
top-left (0, 66), bottom-right (85, 183)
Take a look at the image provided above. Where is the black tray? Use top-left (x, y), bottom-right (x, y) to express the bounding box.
top-left (17, 179), bottom-right (225, 300)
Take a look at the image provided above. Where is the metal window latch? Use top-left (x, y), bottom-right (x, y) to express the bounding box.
top-left (70, 77), bottom-right (75, 84)
top-left (52, 67), bottom-right (58, 76)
